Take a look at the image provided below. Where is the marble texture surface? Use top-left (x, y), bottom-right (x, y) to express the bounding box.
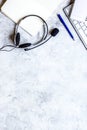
top-left (0, 0), bottom-right (87, 130)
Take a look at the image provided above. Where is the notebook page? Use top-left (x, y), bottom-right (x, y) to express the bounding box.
top-left (70, 0), bottom-right (87, 22)
top-left (1, 0), bottom-right (62, 35)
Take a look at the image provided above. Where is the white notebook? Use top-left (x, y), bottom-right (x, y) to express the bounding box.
top-left (1, 0), bottom-right (62, 35)
top-left (70, 0), bottom-right (87, 22)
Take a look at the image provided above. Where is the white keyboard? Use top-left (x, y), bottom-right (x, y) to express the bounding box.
top-left (63, 4), bottom-right (87, 49)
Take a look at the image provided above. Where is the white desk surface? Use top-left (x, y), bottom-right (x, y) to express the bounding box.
top-left (0, 0), bottom-right (87, 130)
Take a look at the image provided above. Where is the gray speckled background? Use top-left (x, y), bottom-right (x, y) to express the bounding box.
top-left (0, 0), bottom-right (87, 130)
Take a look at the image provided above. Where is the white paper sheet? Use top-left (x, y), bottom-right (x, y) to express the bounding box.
top-left (70, 0), bottom-right (87, 22)
top-left (1, 0), bottom-right (62, 35)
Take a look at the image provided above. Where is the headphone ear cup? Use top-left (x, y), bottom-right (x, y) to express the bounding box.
top-left (16, 33), bottom-right (20, 46)
top-left (19, 43), bottom-right (31, 48)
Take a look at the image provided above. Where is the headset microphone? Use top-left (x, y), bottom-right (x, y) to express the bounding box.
top-left (50, 28), bottom-right (59, 37)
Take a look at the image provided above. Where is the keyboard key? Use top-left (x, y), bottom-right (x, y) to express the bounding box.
top-left (75, 24), bottom-right (81, 29)
top-left (82, 26), bottom-right (86, 30)
top-left (79, 29), bottom-right (87, 46)
top-left (85, 30), bottom-right (87, 35)
top-left (79, 22), bottom-right (84, 27)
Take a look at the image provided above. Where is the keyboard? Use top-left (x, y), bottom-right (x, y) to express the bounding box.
top-left (63, 4), bottom-right (87, 49)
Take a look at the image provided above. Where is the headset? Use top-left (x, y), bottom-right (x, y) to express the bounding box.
top-left (0, 14), bottom-right (59, 52)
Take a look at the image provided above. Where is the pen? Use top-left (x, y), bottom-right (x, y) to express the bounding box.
top-left (57, 14), bottom-right (74, 40)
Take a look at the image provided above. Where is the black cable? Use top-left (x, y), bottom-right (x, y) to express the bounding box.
top-left (0, 45), bottom-right (16, 52)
